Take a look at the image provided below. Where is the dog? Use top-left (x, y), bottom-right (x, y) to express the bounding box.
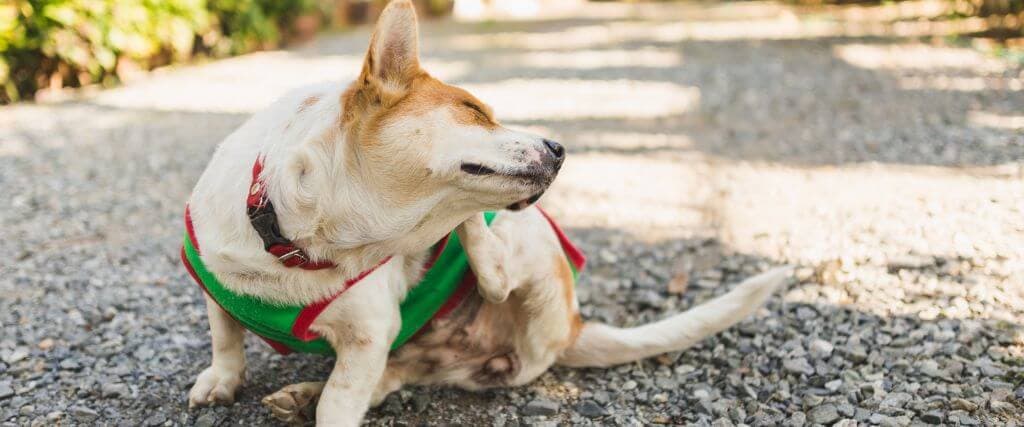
top-left (182, 1), bottom-right (791, 424)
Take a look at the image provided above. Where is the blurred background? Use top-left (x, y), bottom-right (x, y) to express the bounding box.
top-left (1, 0), bottom-right (1022, 103)
top-left (1, 0), bottom-right (1023, 426)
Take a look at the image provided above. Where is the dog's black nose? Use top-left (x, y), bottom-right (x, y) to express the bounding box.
top-left (543, 139), bottom-right (565, 159)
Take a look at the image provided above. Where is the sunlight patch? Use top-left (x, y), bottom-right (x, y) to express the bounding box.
top-left (498, 49), bottom-right (681, 70)
top-left (89, 52), bottom-right (469, 113)
top-left (969, 111), bottom-right (1024, 130)
top-left (462, 79), bottom-right (699, 120)
top-left (567, 131), bottom-right (694, 152)
top-left (833, 43), bottom-right (1007, 72)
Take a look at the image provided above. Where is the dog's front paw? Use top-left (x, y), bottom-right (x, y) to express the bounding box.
top-left (262, 382), bottom-right (323, 424)
top-left (188, 366), bottom-right (244, 408)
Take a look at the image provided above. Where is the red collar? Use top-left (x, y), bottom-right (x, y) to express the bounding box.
top-left (246, 157), bottom-right (338, 270)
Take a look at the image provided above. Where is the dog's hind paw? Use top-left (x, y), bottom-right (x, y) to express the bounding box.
top-left (188, 366), bottom-right (244, 408)
top-left (262, 382), bottom-right (324, 424)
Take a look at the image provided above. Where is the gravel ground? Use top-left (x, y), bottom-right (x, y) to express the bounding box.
top-left (2, 1), bottom-right (1024, 426)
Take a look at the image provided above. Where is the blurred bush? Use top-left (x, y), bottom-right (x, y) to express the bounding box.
top-left (952, 0), bottom-right (1023, 17)
top-left (0, 0), bottom-right (314, 103)
top-left (0, 0), bottom-right (455, 103)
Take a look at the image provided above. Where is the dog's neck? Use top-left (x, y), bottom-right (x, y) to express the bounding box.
top-left (254, 134), bottom-right (467, 278)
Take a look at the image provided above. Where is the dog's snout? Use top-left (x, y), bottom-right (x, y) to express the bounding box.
top-left (542, 139), bottom-right (565, 160)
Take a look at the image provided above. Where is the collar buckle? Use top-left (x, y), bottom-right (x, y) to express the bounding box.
top-left (277, 248), bottom-right (308, 266)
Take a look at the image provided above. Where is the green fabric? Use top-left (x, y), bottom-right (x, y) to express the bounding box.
top-left (183, 212), bottom-right (497, 355)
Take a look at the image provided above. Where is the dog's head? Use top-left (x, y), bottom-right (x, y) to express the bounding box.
top-left (325, 0), bottom-right (564, 249)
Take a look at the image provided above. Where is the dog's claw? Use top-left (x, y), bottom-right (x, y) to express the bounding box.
top-left (188, 366), bottom-right (244, 409)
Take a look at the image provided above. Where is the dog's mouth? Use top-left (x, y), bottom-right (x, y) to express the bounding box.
top-left (460, 163), bottom-right (497, 176)
top-left (507, 191), bottom-right (544, 211)
top-left (460, 162), bottom-right (544, 182)
top-left (460, 162), bottom-right (550, 211)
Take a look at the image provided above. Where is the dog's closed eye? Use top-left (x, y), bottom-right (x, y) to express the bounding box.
top-left (462, 101), bottom-right (489, 119)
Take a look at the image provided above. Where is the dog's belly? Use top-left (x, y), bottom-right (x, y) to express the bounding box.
top-left (386, 292), bottom-right (528, 389)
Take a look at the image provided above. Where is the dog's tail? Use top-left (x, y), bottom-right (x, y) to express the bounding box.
top-left (557, 266), bottom-right (791, 368)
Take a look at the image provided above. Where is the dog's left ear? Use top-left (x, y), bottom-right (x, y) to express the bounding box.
top-left (360, 0), bottom-right (421, 98)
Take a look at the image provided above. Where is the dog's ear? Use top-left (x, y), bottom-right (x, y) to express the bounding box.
top-left (359, 0), bottom-right (420, 98)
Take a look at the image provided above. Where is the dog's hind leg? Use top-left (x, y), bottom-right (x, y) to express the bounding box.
top-left (457, 212), bottom-right (514, 303)
top-left (188, 293), bottom-right (247, 408)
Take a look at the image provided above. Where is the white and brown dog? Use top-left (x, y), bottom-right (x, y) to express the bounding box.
top-left (182, 1), bottom-right (791, 424)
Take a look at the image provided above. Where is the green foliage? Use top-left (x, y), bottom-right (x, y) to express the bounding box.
top-left (0, 0), bottom-right (314, 103)
top-left (206, 0), bottom-right (313, 55)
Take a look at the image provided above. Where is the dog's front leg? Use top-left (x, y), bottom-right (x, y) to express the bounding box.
top-left (189, 293), bottom-right (246, 407)
top-left (315, 290), bottom-right (399, 426)
top-left (457, 212), bottom-right (513, 303)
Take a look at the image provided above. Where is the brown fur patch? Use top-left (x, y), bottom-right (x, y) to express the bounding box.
top-left (347, 74), bottom-right (499, 139)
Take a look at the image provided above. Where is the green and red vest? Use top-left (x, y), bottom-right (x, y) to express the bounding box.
top-left (181, 208), bottom-right (585, 355)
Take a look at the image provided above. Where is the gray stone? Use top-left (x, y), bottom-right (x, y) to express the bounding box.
top-left (3, 348), bottom-right (29, 364)
top-left (575, 400), bottom-right (607, 418)
top-left (784, 358), bottom-right (815, 376)
top-left (809, 339), bottom-right (834, 359)
top-left (880, 392), bottom-right (913, 408)
top-left (194, 413), bottom-right (218, 427)
top-left (144, 413), bottom-right (167, 426)
top-left (522, 399), bottom-right (559, 416)
top-left (950, 398), bottom-right (978, 412)
top-left (411, 393), bottom-right (430, 413)
top-left (920, 410), bottom-right (943, 424)
top-left (947, 410), bottom-right (980, 426)
top-left (784, 411), bottom-right (806, 427)
top-left (841, 346), bottom-right (869, 363)
top-left (69, 406), bottom-right (99, 422)
top-left (101, 383), bottom-right (130, 398)
top-left (807, 404), bottom-right (840, 425)
top-left (58, 359), bottom-right (81, 371)
top-left (0, 382), bottom-right (13, 400)
top-left (825, 379), bottom-right (843, 392)
top-left (990, 400), bottom-right (1015, 412)
top-left (916, 360), bottom-right (943, 377)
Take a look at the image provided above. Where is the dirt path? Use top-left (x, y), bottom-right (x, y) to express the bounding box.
top-left (1, 2), bottom-right (1022, 425)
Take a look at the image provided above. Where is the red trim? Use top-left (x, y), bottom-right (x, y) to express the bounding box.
top-left (246, 156), bottom-right (265, 208)
top-left (291, 256), bottom-right (393, 341)
top-left (181, 246), bottom-right (207, 294)
top-left (422, 234), bottom-right (450, 272)
top-left (536, 207), bottom-right (587, 270)
top-left (185, 206), bottom-right (201, 255)
top-left (266, 244), bottom-right (336, 270)
top-left (259, 337), bottom-right (294, 355)
top-left (432, 270), bottom-right (477, 321)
